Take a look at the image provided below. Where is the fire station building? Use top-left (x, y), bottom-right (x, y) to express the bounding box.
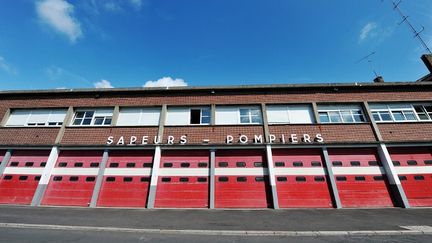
top-left (1, 56), bottom-right (432, 209)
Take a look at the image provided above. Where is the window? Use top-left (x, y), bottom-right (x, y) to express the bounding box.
top-left (293, 161), bottom-right (303, 167)
top-left (86, 177), bottom-right (96, 182)
top-left (314, 176), bottom-right (325, 182)
top-left (414, 175), bottom-right (425, 180)
top-left (336, 176), bottom-right (347, 181)
top-left (74, 162), bottom-right (83, 167)
top-left (166, 107), bottom-right (211, 125)
top-left (237, 176), bottom-right (247, 182)
top-left (3, 175), bottom-right (12, 180)
top-left (373, 176), bottom-right (384, 181)
top-left (123, 177), bottom-right (133, 182)
top-left (161, 177), bottom-right (171, 182)
top-left (254, 162), bottom-right (263, 167)
top-left (355, 176), bottom-right (366, 181)
top-left (163, 163), bottom-right (173, 168)
top-left (332, 161), bottom-right (342, 166)
top-left (40, 162), bottom-right (46, 167)
top-left (266, 105), bottom-right (314, 124)
top-left (35, 176), bottom-right (41, 181)
top-left (275, 162), bottom-right (285, 167)
top-left (179, 177), bottom-right (189, 182)
top-left (218, 162), bottom-right (228, 167)
top-left (25, 162), bottom-right (34, 167)
top-left (197, 177), bottom-right (207, 182)
top-left (398, 175), bottom-right (407, 180)
top-left (393, 161), bottom-right (401, 166)
top-left (90, 162), bottom-right (99, 167)
top-left (58, 162), bottom-right (67, 167)
top-left (198, 162), bottom-right (208, 168)
top-left (318, 105), bottom-right (365, 123)
top-left (370, 103), bottom-right (431, 122)
top-left (368, 161), bottom-right (379, 166)
top-left (117, 107), bottom-right (160, 126)
top-left (5, 109), bottom-right (67, 127)
top-left (190, 108), bottom-right (211, 125)
top-left (215, 106), bottom-right (262, 125)
top-left (53, 176), bottom-right (63, 181)
top-left (141, 177), bottom-right (150, 182)
top-left (218, 177), bottom-right (229, 182)
top-left (407, 160), bottom-right (418, 166)
top-left (311, 161), bottom-right (322, 167)
top-left (10, 162), bottom-right (19, 167)
top-left (71, 109), bottom-right (113, 126)
top-left (143, 163), bottom-right (153, 168)
top-left (296, 176), bottom-right (306, 182)
top-left (69, 176), bottom-right (79, 182)
top-left (180, 163), bottom-right (190, 168)
top-left (424, 160), bottom-right (432, 165)
top-left (350, 161), bottom-right (361, 166)
top-left (277, 177), bottom-right (287, 182)
top-left (255, 177), bottom-right (264, 182)
top-left (126, 163), bottom-right (136, 168)
top-left (106, 177), bottom-right (115, 182)
top-left (239, 108), bottom-right (262, 124)
top-left (19, 175), bottom-right (28, 180)
top-left (236, 162), bottom-right (246, 167)
top-left (109, 163), bottom-right (119, 168)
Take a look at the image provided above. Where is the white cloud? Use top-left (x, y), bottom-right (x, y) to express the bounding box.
top-left (143, 77), bottom-right (188, 88)
top-left (94, 79), bottom-right (114, 88)
top-left (129, 0), bottom-right (142, 10)
top-left (103, 1), bottom-right (122, 12)
top-left (0, 56), bottom-right (17, 75)
top-left (36, 0), bottom-right (83, 43)
top-left (359, 22), bottom-right (377, 41)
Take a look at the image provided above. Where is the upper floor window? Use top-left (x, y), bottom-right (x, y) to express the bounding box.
top-left (370, 103), bottom-right (431, 122)
top-left (266, 105), bottom-right (313, 124)
top-left (71, 109), bottom-right (113, 126)
top-left (5, 109), bottom-right (67, 127)
top-left (215, 106), bottom-right (262, 125)
top-left (117, 107), bottom-right (160, 126)
top-left (166, 107), bottom-right (211, 125)
top-left (318, 105), bottom-right (366, 123)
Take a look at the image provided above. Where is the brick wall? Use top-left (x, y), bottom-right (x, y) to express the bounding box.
top-left (0, 127), bottom-right (59, 146)
top-left (378, 123), bottom-right (432, 142)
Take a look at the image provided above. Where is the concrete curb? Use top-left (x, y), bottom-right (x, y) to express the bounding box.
top-left (0, 223), bottom-right (431, 236)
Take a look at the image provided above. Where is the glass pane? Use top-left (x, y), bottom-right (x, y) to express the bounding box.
top-left (75, 112), bottom-right (85, 118)
top-left (372, 112), bottom-right (380, 121)
top-left (414, 105), bottom-right (424, 113)
top-left (73, 118), bottom-right (82, 125)
top-left (82, 118), bottom-right (92, 125)
top-left (392, 111), bottom-right (404, 121)
top-left (353, 114), bottom-right (365, 122)
top-left (240, 116), bottom-right (250, 123)
top-left (201, 109), bottom-right (211, 117)
top-left (94, 117), bottom-right (104, 125)
top-left (319, 113), bottom-right (329, 123)
top-left (418, 113), bottom-right (429, 120)
top-left (84, 111), bottom-right (94, 118)
top-left (190, 109), bottom-right (201, 124)
top-left (329, 111), bottom-right (341, 123)
top-left (251, 115), bottom-right (262, 124)
top-left (239, 109), bottom-right (249, 116)
top-left (424, 106), bottom-right (432, 112)
top-left (104, 118), bottom-right (112, 125)
top-left (201, 116), bottom-right (210, 124)
top-left (341, 111), bottom-right (353, 123)
top-left (250, 109), bottom-right (261, 116)
top-left (380, 111), bottom-right (392, 121)
top-left (404, 111), bottom-right (416, 121)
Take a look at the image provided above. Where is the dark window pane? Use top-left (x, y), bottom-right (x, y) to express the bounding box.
top-left (355, 176), bottom-right (366, 181)
top-left (163, 163), bottom-right (173, 168)
top-left (218, 177), bottom-right (228, 182)
top-left (25, 162), bottom-right (34, 167)
top-left (407, 160), bottom-right (418, 166)
top-left (277, 177), bottom-right (287, 182)
top-left (398, 175), bottom-right (407, 180)
top-left (311, 161), bottom-right (322, 167)
top-left (332, 161), bottom-right (342, 166)
top-left (53, 176), bottom-right (63, 181)
top-left (19, 175), bottom-right (28, 181)
top-left (350, 161), bottom-right (361, 166)
top-left (255, 177), bottom-right (264, 182)
top-left (90, 162), bottom-right (99, 167)
top-left (74, 162), bottom-right (83, 167)
top-left (368, 161), bottom-right (379, 166)
top-left (314, 176), bottom-right (325, 182)
top-left (293, 161), bottom-right (303, 167)
top-left (424, 160), bottom-right (432, 165)
top-left (140, 177), bottom-right (150, 182)
top-left (197, 177), bottom-right (207, 182)
top-left (414, 175), bottom-right (425, 180)
top-left (373, 176), bottom-right (384, 181)
top-left (336, 176), bottom-right (347, 181)
top-left (179, 177), bottom-right (189, 182)
top-left (296, 176), bottom-right (306, 182)
top-left (161, 177), bottom-right (171, 182)
top-left (35, 176), bottom-right (41, 181)
top-left (190, 109), bottom-right (201, 124)
top-left (70, 176), bottom-right (79, 182)
top-left (198, 162), bottom-right (207, 167)
top-left (236, 162), bottom-right (246, 167)
top-left (254, 162), bottom-right (263, 167)
top-left (237, 177), bottom-right (247, 182)
top-left (106, 177), bottom-right (115, 182)
top-left (143, 163), bottom-right (153, 168)
top-left (3, 175), bottom-right (12, 180)
top-left (59, 162), bottom-right (67, 167)
top-left (218, 162), bottom-right (228, 167)
top-left (181, 163), bottom-right (190, 168)
top-left (126, 163), bottom-right (135, 168)
top-left (86, 177), bottom-right (96, 182)
top-left (10, 162), bottom-right (19, 167)
top-left (109, 163), bottom-right (119, 168)
top-left (275, 162), bottom-right (285, 167)
top-left (123, 177), bottom-right (133, 182)
top-left (392, 161), bottom-right (401, 166)
top-left (40, 162), bottom-right (46, 167)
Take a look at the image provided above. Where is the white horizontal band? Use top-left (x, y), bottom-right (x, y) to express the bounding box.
top-left (332, 167), bottom-right (385, 175)
top-left (395, 166), bottom-right (432, 174)
top-left (274, 167), bottom-right (326, 175)
top-left (104, 168), bottom-right (152, 176)
top-left (52, 168), bottom-right (99, 176)
top-left (3, 167), bottom-right (45, 175)
top-left (159, 168), bottom-right (209, 176)
top-left (215, 168), bottom-right (268, 176)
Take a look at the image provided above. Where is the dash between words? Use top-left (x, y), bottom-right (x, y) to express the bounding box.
top-left (106, 133), bottom-right (324, 145)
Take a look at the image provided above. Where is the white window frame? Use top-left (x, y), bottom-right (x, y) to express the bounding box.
top-left (266, 105), bottom-right (313, 124)
top-left (117, 107), bottom-right (161, 126)
top-left (239, 107), bottom-right (262, 124)
top-left (190, 107), bottom-right (211, 125)
top-left (70, 109), bottom-right (113, 126)
top-left (370, 103), bottom-right (432, 123)
top-left (318, 107), bottom-right (366, 124)
top-left (5, 109), bottom-right (67, 127)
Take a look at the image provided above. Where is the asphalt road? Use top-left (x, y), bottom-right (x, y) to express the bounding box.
top-left (0, 205), bottom-right (431, 242)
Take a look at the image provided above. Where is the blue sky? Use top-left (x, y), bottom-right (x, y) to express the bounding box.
top-left (0, 0), bottom-right (431, 90)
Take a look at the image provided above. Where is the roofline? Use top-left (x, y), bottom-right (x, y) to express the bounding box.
top-left (1, 81), bottom-right (432, 96)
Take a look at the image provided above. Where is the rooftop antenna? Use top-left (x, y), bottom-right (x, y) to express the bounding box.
top-left (356, 51), bottom-right (380, 78)
top-left (389, 0), bottom-right (432, 54)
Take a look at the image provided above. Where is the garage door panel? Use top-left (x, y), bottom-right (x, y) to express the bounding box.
top-left (398, 173), bottom-right (432, 207)
top-left (97, 176), bottom-right (150, 207)
top-left (0, 174), bottom-right (40, 204)
top-left (41, 175), bottom-right (96, 206)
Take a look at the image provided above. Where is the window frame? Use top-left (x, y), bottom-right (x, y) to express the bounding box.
top-left (189, 107), bottom-right (211, 125)
top-left (370, 103), bottom-right (432, 123)
top-left (238, 107), bottom-right (262, 124)
top-left (318, 107), bottom-right (366, 124)
top-left (70, 109), bottom-right (113, 126)
top-left (5, 109), bottom-right (67, 127)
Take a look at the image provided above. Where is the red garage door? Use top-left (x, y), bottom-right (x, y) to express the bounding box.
top-left (272, 149), bottom-right (333, 208)
top-left (215, 150), bottom-right (271, 208)
top-left (389, 147), bottom-right (432, 207)
top-left (155, 150), bottom-right (209, 208)
top-left (97, 150), bottom-right (153, 207)
top-left (41, 150), bottom-right (102, 207)
top-left (329, 148), bottom-right (394, 208)
top-left (0, 150), bottom-right (49, 205)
